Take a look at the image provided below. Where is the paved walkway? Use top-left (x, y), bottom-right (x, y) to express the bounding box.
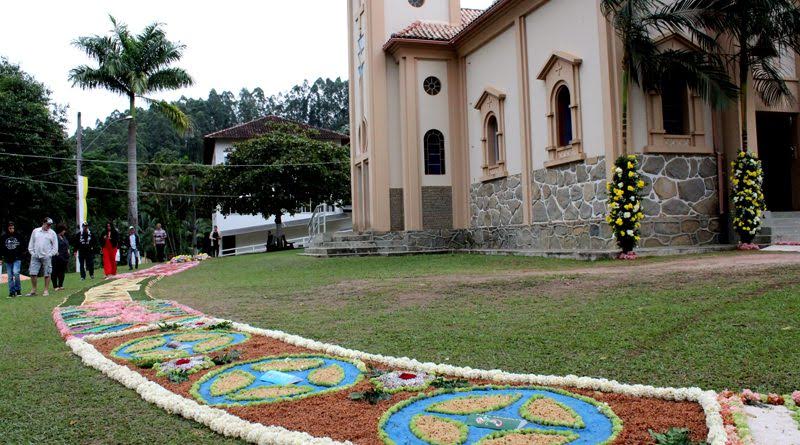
top-left (745, 405), bottom-right (800, 445)
top-left (81, 278), bottom-right (144, 305)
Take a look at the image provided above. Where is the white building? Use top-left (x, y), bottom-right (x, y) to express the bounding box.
top-left (203, 116), bottom-right (352, 255)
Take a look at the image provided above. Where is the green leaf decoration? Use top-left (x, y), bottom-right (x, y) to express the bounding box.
top-left (172, 332), bottom-right (216, 342)
top-left (410, 415), bottom-right (468, 445)
top-left (520, 395), bottom-right (585, 428)
top-left (193, 335), bottom-right (234, 353)
top-left (210, 370), bottom-right (255, 397)
top-left (252, 358), bottom-right (324, 372)
top-left (228, 385), bottom-right (312, 401)
top-left (134, 349), bottom-right (188, 361)
top-left (308, 364), bottom-right (345, 387)
top-left (476, 429), bottom-right (579, 445)
top-left (426, 393), bottom-right (522, 415)
top-left (126, 337), bottom-right (168, 354)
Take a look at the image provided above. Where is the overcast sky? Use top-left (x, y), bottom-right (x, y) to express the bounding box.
top-left (2, 0), bottom-right (493, 133)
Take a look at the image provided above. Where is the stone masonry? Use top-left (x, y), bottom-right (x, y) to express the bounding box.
top-left (638, 154), bottom-right (720, 246)
top-left (470, 175), bottom-right (524, 227)
top-left (390, 188), bottom-right (404, 232)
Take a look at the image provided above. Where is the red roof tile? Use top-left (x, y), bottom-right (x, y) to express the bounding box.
top-left (203, 115), bottom-right (349, 164)
top-left (391, 8), bottom-right (485, 41)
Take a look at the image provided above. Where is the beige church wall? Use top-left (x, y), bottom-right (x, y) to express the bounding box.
top-left (387, 58), bottom-right (404, 189)
top-left (417, 59), bottom-right (452, 187)
top-left (525, 0), bottom-right (606, 170)
top-left (465, 26), bottom-right (523, 182)
top-left (383, 0), bottom-right (451, 41)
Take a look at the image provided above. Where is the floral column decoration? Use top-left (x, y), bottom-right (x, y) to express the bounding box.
top-left (606, 155), bottom-right (645, 258)
top-left (731, 151), bottom-right (766, 248)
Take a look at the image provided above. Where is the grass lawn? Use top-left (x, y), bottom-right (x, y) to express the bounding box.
top-left (153, 250), bottom-right (800, 393)
top-left (0, 272), bottom-right (242, 444)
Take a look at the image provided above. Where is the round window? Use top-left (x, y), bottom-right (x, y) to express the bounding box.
top-left (408, 0), bottom-right (425, 7)
top-left (423, 76), bottom-right (442, 96)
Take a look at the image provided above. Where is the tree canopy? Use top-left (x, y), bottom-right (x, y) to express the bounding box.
top-left (0, 58), bottom-right (72, 233)
top-left (201, 124), bottom-right (350, 226)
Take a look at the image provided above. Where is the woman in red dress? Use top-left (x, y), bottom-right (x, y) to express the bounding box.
top-left (101, 222), bottom-right (119, 278)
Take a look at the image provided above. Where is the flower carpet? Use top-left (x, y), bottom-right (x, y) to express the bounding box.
top-left (53, 282), bottom-right (755, 445)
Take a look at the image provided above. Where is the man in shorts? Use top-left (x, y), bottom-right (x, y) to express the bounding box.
top-left (27, 217), bottom-right (58, 296)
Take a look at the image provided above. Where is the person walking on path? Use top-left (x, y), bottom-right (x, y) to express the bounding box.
top-left (1, 221), bottom-right (25, 297)
top-left (153, 223), bottom-right (168, 262)
top-left (51, 224), bottom-right (70, 291)
top-left (125, 226), bottom-right (141, 270)
top-left (73, 222), bottom-right (95, 280)
top-left (209, 225), bottom-right (221, 257)
top-left (101, 222), bottom-right (119, 278)
top-left (27, 217), bottom-right (57, 296)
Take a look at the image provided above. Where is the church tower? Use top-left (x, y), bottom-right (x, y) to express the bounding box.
top-left (347, 0), bottom-right (462, 232)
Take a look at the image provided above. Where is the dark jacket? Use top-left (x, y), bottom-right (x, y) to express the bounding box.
top-left (73, 229), bottom-right (96, 256)
top-left (124, 233), bottom-right (141, 251)
top-left (101, 229), bottom-right (119, 248)
top-left (54, 234), bottom-right (70, 263)
top-left (1, 232), bottom-right (26, 263)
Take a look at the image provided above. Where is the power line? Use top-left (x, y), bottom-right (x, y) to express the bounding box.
top-left (0, 174), bottom-right (243, 199)
top-left (0, 151), bottom-right (348, 168)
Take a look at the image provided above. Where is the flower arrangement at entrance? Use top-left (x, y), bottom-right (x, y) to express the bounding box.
top-left (606, 155), bottom-right (645, 258)
top-left (731, 151), bottom-right (765, 248)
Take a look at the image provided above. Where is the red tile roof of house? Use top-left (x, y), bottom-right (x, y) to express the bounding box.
top-left (203, 115), bottom-right (349, 164)
top-left (391, 8), bottom-right (485, 41)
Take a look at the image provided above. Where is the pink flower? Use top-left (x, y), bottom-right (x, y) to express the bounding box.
top-left (766, 393), bottom-right (784, 405)
top-left (792, 391), bottom-right (800, 405)
top-left (741, 388), bottom-right (761, 405)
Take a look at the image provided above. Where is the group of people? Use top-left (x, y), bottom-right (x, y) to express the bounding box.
top-left (0, 218), bottom-right (172, 298)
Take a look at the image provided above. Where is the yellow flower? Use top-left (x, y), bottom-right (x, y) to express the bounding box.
top-left (628, 171), bottom-right (635, 178)
top-left (627, 185), bottom-right (635, 192)
top-left (627, 162), bottom-right (634, 169)
top-left (616, 218), bottom-right (623, 226)
top-left (637, 180), bottom-right (645, 188)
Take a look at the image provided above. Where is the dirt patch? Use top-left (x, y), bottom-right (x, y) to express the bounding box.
top-left (88, 330), bottom-right (708, 445)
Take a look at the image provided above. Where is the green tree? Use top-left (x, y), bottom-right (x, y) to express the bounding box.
top-left (0, 58), bottom-right (73, 232)
top-left (69, 15), bottom-right (193, 229)
top-left (201, 124), bottom-right (350, 238)
top-left (669, 0), bottom-right (800, 150)
top-left (601, 0), bottom-right (738, 150)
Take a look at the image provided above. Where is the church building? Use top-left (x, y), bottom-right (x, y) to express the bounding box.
top-left (343, 0), bottom-right (800, 252)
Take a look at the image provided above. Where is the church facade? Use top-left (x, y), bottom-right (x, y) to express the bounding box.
top-left (346, 0), bottom-right (800, 251)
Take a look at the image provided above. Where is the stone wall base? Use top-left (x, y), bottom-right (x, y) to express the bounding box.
top-left (371, 215), bottom-right (719, 252)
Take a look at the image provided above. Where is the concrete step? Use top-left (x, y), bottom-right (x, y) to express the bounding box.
top-left (331, 234), bottom-right (374, 242)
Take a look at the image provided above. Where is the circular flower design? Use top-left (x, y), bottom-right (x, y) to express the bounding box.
top-left (190, 354), bottom-right (366, 406)
top-left (379, 386), bottom-right (621, 445)
top-left (111, 330), bottom-right (249, 362)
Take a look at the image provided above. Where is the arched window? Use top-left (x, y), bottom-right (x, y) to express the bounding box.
top-left (556, 85), bottom-right (573, 147)
top-left (661, 78), bottom-right (689, 135)
top-left (424, 129), bottom-right (445, 175)
top-left (486, 114), bottom-right (500, 166)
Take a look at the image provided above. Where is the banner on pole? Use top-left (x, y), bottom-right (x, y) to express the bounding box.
top-left (76, 176), bottom-right (89, 273)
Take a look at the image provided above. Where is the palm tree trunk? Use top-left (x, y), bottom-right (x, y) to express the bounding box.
top-left (128, 95), bottom-right (139, 229)
top-left (621, 68), bottom-right (630, 155)
top-left (739, 37), bottom-right (749, 152)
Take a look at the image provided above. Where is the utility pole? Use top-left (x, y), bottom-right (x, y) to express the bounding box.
top-left (76, 112), bottom-right (82, 230)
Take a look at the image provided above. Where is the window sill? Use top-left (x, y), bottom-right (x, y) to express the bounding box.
top-left (479, 165), bottom-right (508, 183)
top-left (544, 151), bottom-right (585, 168)
top-left (644, 142), bottom-right (713, 155)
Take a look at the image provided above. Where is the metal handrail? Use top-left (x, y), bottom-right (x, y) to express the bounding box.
top-left (308, 203), bottom-right (328, 239)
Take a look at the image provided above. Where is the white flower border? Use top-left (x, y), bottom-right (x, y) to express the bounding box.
top-left (67, 318), bottom-right (727, 445)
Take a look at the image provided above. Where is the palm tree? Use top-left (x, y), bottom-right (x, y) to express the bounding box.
top-left (667, 0), bottom-right (800, 151)
top-left (601, 0), bottom-right (738, 151)
top-left (69, 16), bottom-right (193, 229)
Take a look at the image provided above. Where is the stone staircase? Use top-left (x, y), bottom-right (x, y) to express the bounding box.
top-left (303, 232), bottom-right (426, 257)
top-left (755, 211), bottom-right (800, 244)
